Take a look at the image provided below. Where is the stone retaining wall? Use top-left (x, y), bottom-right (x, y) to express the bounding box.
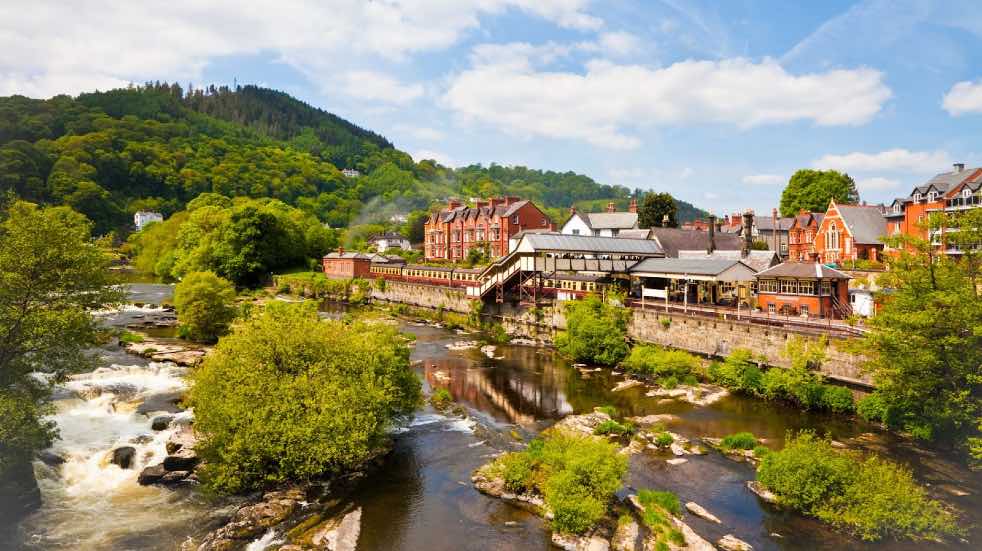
top-left (371, 281), bottom-right (471, 313)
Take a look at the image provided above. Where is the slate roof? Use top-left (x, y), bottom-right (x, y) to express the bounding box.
top-left (677, 249), bottom-right (780, 273)
top-left (912, 167), bottom-right (980, 196)
top-left (836, 205), bottom-right (887, 245)
top-left (755, 262), bottom-right (851, 280)
top-left (647, 227), bottom-right (743, 257)
top-left (436, 199), bottom-right (533, 223)
top-left (755, 216), bottom-right (795, 232)
top-left (793, 212), bottom-right (824, 229)
top-left (617, 228), bottom-right (652, 239)
top-left (368, 232), bottom-right (409, 242)
top-left (518, 233), bottom-right (664, 255)
top-left (629, 257), bottom-right (750, 276)
top-left (324, 251), bottom-right (372, 260)
top-left (584, 212), bottom-right (639, 230)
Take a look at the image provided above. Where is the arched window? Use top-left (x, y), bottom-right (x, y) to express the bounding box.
top-left (828, 222), bottom-right (839, 250)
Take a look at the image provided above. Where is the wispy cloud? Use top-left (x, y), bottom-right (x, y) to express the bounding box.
top-left (943, 79), bottom-right (982, 116)
top-left (741, 173), bottom-right (784, 185)
top-left (812, 149), bottom-right (951, 173)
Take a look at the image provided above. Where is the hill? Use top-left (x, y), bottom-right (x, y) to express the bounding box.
top-left (0, 83), bottom-right (705, 235)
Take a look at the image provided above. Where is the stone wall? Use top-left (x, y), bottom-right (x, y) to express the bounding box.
top-left (367, 282), bottom-right (871, 386)
top-left (371, 281), bottom-right (471, 313)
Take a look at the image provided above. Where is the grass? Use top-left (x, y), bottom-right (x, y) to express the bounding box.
top-left (119, 330), bottom-right (145, 344)
top-left (636, 489), bottom-right (685, 549)
top-left (430, 388), bottom-right (453, 409)
top-left (596, 405), bottom-right (618, 417)
top-left (720, 432), bottom-right (758, 451)
top-left (594, 419), bottom-right (635, 436)
top-left (654, 432), bottom-right (674, 447)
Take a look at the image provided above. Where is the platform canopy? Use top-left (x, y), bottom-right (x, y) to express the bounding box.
top-left (512, 233), bottom-right (665, 257)
top-left (629, 258), bottom-right (757, 282)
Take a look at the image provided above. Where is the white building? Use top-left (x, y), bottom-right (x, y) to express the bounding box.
top-left (560, 200), bottom-right (640, 238)
top-left (134, 211), bottom-right (163, 231)
top-left (368, 232), bottom-right (411, 253)
top-left (849, 289), bottom-right (876, 317)
top-left (341, 168), bottom-right (361, 178)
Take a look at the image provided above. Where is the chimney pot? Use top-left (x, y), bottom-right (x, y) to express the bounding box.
top-left (954, 162), bottom-right (965, 173)
top-left (628, 197), bottom-right (638, 214)
top-left (607, 201), bottom-right (616, 213)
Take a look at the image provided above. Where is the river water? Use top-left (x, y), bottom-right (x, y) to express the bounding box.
top-left (4, 287), bottom-right (978, 550)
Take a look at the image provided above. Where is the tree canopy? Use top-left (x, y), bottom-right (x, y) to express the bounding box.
top-left (638, 192), bottom-right (678, 228)
top-left (779, 169), bottom-right (860, 217)
top-left (174, 271), bottom-right (237, 343)
top-left (187, 302), bottom-right (421, 493)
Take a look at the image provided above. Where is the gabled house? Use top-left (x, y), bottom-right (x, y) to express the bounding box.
top-left (561, 199), bottom-right (639, 237)
top-left (815, 200), bottom-right (887, 264)
top-left (368, 232), bottom-right (411, 253)
top-left (787, 209), bottom-right (825, 262)
top-left (424, 197), bottom-right (553, 261)
top-left (731, 209), bottom-right (795, 258)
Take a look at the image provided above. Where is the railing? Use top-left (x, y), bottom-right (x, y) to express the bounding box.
top-left (626, 298), bottom-right (868, 337)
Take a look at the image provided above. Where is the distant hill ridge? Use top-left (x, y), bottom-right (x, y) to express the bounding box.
top-left (0, 82), bottom-right (706, 234)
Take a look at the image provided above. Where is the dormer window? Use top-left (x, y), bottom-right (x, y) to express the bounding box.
top-left (914, 192), bottom-right (922, 202)
top-left (964, 188), bottom-right (972, 199)
top-left (928, 191), bottom-right (938, 202)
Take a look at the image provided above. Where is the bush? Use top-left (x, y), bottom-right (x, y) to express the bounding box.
top-left (596, 405), bottom-right (618, 417)
top-left (821, 386), bottom-right (855, 413)
top-left (757, 432), bottom-right (959, 541)
top-left (173, 271), bottom-right (237, 343)
top-left (556, 295), bottom-right (630, 366)
top-left (713, 349), bottom-right (759, 392)
top-left (622, 345), bottom-right (700, 380)
top-left (594, 420), bottom-right (635, 436)
top-left (752, 445), bottom-right (771, 458)
top-left (720, 432), bottom-right (758, 450)
top-left (654, 432), bottom-right (674, 447)
top-left (188, 303), bottom-right (421, 493)
top-left (119, 331), bottom-right (145, 344)
top-left (430, 388), bottom-right (453, 409)
top-left (856, 393), bottom-right (888, 423)
top-left (485, 431), bottom-right (627, 534)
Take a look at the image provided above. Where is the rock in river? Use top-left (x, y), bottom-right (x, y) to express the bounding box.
top-left (110, 446), bottom-right (137, 469)
top-left (163, 448), bottom-right (199, 471)
top-left (137, 464), bottom-right (167, 485)
top-left (151, 415), bottom-right (174, 431)
top-left (685, 502), bottom-right (721, 524)
top-left (718, 534), bottom-right (754, 551)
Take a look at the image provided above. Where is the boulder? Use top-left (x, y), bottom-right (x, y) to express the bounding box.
top-left (611, 379), bottom-right (642, 392)
top-left (626, 414), bottom-right (678, 427)
top-left (665, 458), bottom-right (688, 466)
top-left (163, 448), bottom-right (199, 471)
top-left (552, 411), bottom-right (612, 436)
top-left (717, 534), bottom-right (753, 551)
top-left (36, 450), bottom-right (66, 467)
top-left (311, 507), bottom-right (362, 551)
top-left (551, 532), bottom-right (610, 551)
top-left (110, 446), bottom-right (137, 469)
top-left (151, 415), bottom-right (174, 431)
top-left (137, 463), bottom-right (167, 485)
top-left (611, 517), bottom-right (639, 551)
top-left (685, 502), bottom-right (721, 524)
top-left (166, 428), bottom-right (196, 455)
top-left (136, 390), bottom-right (185, 415)
top-left (746, 481), bottom-right (779, 505)
top-left (160, 470), bottom-right (192, 485)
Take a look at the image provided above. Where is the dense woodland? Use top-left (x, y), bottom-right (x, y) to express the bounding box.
top-left (0, 83), bottom-right (705, 236)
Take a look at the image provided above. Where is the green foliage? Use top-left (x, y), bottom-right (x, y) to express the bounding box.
top-left (487, 431), bottom-right (627, 534)
top-left (638, 489), bottom-right (682, 517)
top-left (752, 445), bottom-right (771, 458)
top-left (779, 169), bottom-right (859, 217)
top-left (720, 432), bottom-right (758, 451)
top-left (596, 405), bottom-right (618, 417)
top-left (638, 192), bottom-right (678, 229)
top-left (712, 349), bottom-right (761, 393)
top-left (0, 201), bottom-right (122, 474)
top-left (556, 295), bottom-right (629, 366)
top-left (173, 271), bottom-right (237, 343)
top-left (862, 222), bottom-right (982, 453)
top-left (187, 303), bottom-right (421, 493)
top-left (593, 419), bottom-right (635, 436)
top-left (821, 386), bottom-right (856, 414)
top-left (118, 331), bottom-right (145, 344)
top-left (622, 345), bottom-right (699, 381)
top-left (856, 393), bottom-right (888, 423)
top-left (654, 432), bottom-right (674, 447)
top-left (429, 388), bottom-right (453, 410)
top-left (757, 432), bottom-right (958, 542)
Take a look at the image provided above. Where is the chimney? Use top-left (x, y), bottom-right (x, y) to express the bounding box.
top-left (628, 197), bottom-right (638, 213)
top-left (607, 201), bottom-right (616, 213)
top-left (338, 246), bottom-right (344, 255)
top-left (954, 162), bottom-right (965, 173)
top-left (569, 204), bottom-right (577, 215)
top-left (662, 214), bottom-right (669, 227)
top-left (741, 209), bottom-right (754, 258)
top-left (448, 198), bottom-right (461, 209)
top-left (707, 212), bottom-right (717, 254)
top-left (772, 208), bottom-right (779, 253)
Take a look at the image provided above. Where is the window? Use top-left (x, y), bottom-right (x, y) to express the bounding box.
top-left (767, 303), bottom-right (776, 314)
top-left (798, 281), bottom-right (815, 295)
top-left (513, 215), bottom-right (519, 224)
top-left (572, 228), bottom-right (580, 235)
top-left (780, 242), bottom-right (788, 254)
top-left (800, 304), bottom-right (809, 316)
top-left (928, 191), bottom-right (937, 202)
top-left (820, 281), bottom-right (831, 295)
top-left (914, 192), bottom-right (922, 202)
top-left (827, 222), bottom-right (839, 250)
top-left (780, 279), bottom-right (797, 294)
top-left (758, 279), bottom-right (778, 293)
top-left (964, 188), bottom-right (972, 199)
top-left (542, 218), bottom-right (547, 226)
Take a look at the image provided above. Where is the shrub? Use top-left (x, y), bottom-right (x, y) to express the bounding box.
top-left (622, 345), bottom-right (699, 380)
top-left (119, 331), bottom-right (145, 344)
top-left (759, 367), bottom-right (790, 399)
top-left (556, 295), bottom-right (630, 366)
top-left (596, 405), bottom-right (618, 417)
top-left (720, 432), bottom-right (758, 451)
top-left (757, 432), bottom-right (958, 541)
top-left (430, 388), bottom-right (453, 409)
top-left (752, 445), bottom-right (771, 458)
top-left (713, 349), bottom-right (757, 390)
top-left (821, 386), bottom-right (855, 413)
top-left (188, 303), bottom-right (421, 493)
top-left (659, 317), bottom-right (671, 329)
top-left (660, 375), bottom-right (679, 389)
top-left (594, 420), bottom-right (635, 436)
top-left (173, 271), bottom-right (237, 343)
top-left (856, 393), bottom-right (888, 423)
top-left (654, 432), bottom-right (674, 447)
top-left (485, 431), bottom-right (627, 534)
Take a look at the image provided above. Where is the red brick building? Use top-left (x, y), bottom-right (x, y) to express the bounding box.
top-left (787, 209), bottom-right (824, 262)
top-left (754, 262), bottom-right (852, 319)
top-left (322, 249), bottom-right (372, 279)
top-left (814, 200), bottom-right (887, 264)
top-left (424, 197), bottom-right (553, 262)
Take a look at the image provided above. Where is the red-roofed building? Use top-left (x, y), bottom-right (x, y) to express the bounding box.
top-left (424, 197), bottom-right (554, 261)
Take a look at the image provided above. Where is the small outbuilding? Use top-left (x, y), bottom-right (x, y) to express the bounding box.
top-left (629, 257), bottom-right (758, 309)
top-left (322, 249), bottom-right (372, 279)
top-left (754, 262), bottom-right (851, 319)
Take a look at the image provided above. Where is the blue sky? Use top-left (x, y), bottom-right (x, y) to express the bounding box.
top-left (3, 0), bottom-right (982, 215)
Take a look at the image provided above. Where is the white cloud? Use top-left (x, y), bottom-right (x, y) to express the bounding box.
top-left (942, 79), bottom-right (982, 116)
top-left (577, 32), bottom-right (642, 56)
top-left (0, 0), bottom-right (602, 98)
top-left (444, 52), bottom-right (891, 149)
top-left (856, 176), bottom-right (900, 191)
top-left (679, 167), bottom-right (694, 179)
top-left (812, 149), bottom-right (951, 173)
top-left (340, 71), bottom-right (423, 105)
top-left (741, 173), bottom-right (784, 185)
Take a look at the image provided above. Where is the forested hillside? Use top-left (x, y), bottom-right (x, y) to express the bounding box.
top-left (0, 83), bottom-right (705, 236)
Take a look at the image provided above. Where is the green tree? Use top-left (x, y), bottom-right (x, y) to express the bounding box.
top-left (403, 209), bottom-right (429, 244)
top-left (638, 192), bottom-right (678, 228)
top-left (556, 295), bottom-right (630, 365)
top-left (173, 271), bottom-right (237, 343)
top-left (779, 169), bottom-right (859, 217)
top-left (0, 201), bottom-right (122, 476)
top-left (187, 303), bottom-right (421, 493)
top-left (862, 224), bottom-right (981, 451)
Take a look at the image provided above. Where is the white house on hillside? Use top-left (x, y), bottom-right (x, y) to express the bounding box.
top-left (561, 200), bottom-right (640, 237)
top-left (134, 211), bottom-right (163, 231)
top-left (368, 232), bottom-right (412, 253)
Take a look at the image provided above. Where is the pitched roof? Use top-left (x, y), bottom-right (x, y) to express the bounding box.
top-left (516, 233), bottom-right (664, 255)
top-left (835, 204), bottom-right (887, 244)
top-left (584, 212), bottom-right (639, 230)
top-left (324, 251), bottom-right (372, 260)
top-left (617, 228), bottom-right (652, 239)
top-left (647, 227), bottom-right (743, 257)
top-left (678, 249), bottom-right (780, 273)
top-left (755, 262), bottom-right (850, 280)
top-left (368, 232), bottom-right (408, 242)
top-left (629, 257), bottom-right (755, 278)
top-left (755, 216), bottom-right (795, 231)
top-left (912, 167), bottom-right (980, 196)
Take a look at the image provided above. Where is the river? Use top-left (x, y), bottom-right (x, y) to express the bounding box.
top-left (4, 285), bottom-right (978, 550)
